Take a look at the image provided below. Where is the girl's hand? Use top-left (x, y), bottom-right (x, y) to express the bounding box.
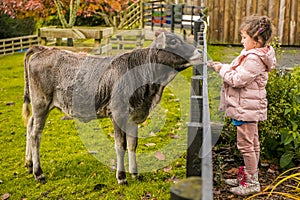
top-left (211, 62), bottom-right (222, 72)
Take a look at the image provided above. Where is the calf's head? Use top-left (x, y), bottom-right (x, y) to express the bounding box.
top-left (152, 30), bottom-right (202, 69)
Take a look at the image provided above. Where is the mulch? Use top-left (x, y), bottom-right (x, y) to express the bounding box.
top-left (212, 146), bottom-right (298, 200)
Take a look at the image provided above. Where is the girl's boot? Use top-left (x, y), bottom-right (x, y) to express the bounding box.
top-left (229, 170), bottom-right (261, 196)
top-left (225, 166), bottom-right (246, 186)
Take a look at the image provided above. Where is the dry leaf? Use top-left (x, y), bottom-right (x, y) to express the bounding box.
top-left (155, 151), bottom-right (165, 160)
top-left (2, 193), bottom-right (10, 200)
top-left (267, 168), bottom-right (276, 174)
top-left (163, 166), bottom-right (172, 173)
top-left (145, 143), bottom-right (156, 147)
top-left (168, 133), bottom-right (179, 139)
top-left (225, 167), bottom-right (238, 175)
top-left (149, 132), bottom-right (156, 137)
top-left (213, 190), bottom-right (221, 195)
top-left (169, 175), bottom-right (179, 183)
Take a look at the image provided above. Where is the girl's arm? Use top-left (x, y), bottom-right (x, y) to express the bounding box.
top-left (219, 55), bottom-right (265, 88)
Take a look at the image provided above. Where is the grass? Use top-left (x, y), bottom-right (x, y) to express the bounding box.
top-left (0, 52), bottom-right (193, 199)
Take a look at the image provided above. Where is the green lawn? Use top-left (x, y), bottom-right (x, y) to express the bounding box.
top-left (0, 52), bottom-right (194, 199)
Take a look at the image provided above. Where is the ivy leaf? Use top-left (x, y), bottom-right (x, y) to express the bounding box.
top-left (284, 133), bottom-right (294, 145)
top-left (280, 152), bottom-right (294, 168)
top-left (284, 108), bottom-right (291, 116)
top-left (295, 95), bottom-right (300, 104)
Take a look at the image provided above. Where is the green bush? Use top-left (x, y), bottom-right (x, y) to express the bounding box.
top-left (41, 14), bottom-right (105, 27)
top-left (0, 15), bottom-right (36, 39)
top-left (260, 66), bottom-right (300, 168)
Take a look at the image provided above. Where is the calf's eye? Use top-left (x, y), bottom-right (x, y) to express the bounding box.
top-left (169, 38), bottom-right (177, 45)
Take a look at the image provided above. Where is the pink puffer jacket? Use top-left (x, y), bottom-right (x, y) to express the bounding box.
top-left (219, 45), bottom-right (276, 122)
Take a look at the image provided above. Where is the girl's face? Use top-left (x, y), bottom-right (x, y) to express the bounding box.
top-left (240, 30), bottom-right (259, 50)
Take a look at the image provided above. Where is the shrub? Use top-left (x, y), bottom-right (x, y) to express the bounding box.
top-left (0, 15), bottom-right (36, 39)
top-left (260, 66), bottom-right (300, 168)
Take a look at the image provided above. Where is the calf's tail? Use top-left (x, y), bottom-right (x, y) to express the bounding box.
top-left (22, 46), bottom-right (46, 125)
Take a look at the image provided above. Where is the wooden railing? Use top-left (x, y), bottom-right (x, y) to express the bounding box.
top-left (120, 0), bottom-right (165, 29)
top-left (109, 29), bottom-right (145, 54)
top-left (121, 1), bottom-right (143, 29)
top-left (0, 35), bottom-right (39, 56)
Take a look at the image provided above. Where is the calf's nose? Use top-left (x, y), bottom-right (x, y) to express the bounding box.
top-left (189, 49), bottom-right (202, 65)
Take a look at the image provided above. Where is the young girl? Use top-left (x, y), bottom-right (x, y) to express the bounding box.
top-left (212, 15), bottom-right (276, 196)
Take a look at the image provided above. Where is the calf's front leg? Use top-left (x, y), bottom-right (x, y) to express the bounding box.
top-left (126, 122), bottom-right (138, 178)
top-left (112, 120), bottom-right (127, 185)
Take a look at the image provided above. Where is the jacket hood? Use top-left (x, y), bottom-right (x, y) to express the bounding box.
top-left (242, 46), bottom-right (276, 72)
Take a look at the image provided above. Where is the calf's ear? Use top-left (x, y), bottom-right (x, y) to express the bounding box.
top-left (155, 32), bottom-right (166, 49)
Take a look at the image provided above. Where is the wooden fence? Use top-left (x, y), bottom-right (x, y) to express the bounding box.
top-left (204, 0), bottom-right (300, 46)
top-left (143, 2), bottom-right (204, 34)
top-left (121, 1), bottom-right (144, 29)
top-left (147, 0), bottom-right (300, 46)
top-left (0, 35), bottom-right (39, 56)
top-left (109, 29), bottom-right (145, 54)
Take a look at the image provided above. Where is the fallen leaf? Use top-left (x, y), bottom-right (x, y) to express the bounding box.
top-left (110, 165), bottom-right (116, 172)
top-left (110, 159), bottom-right (116, 172)
top-left (110, 159), bottom-right (115, 165)
top-left (145, 143), bottom-right (156, 147)
top-left (88, 150), bottom-right (98, 154)
top-left (149, 132), bottom-right (156, 137)
top-left (267, 168), bottom-right (276, 174)
top-left (2, 193), bottom-right (10, 200)
top-left (163, 166), bottom-right (172, 173)
top-left (169, 175), bottom-right (179, 183)
top-left (109, 132), bottom-right (114, 138)
top-left (269, 164), bottom-right (279, 171)
top-left (260, 160), bottom-right (269, 167)
top-left (168, 133), bottom-right (180, 139)
top-left (228, 194), bottom-right (236, 199)
top-left (155, 151), bottom-right (165, 161)
top-left (213, 190), bottom-right (221, 195)
top-left (225, 167), bottom-right (238, 175)
top-left (142, 121), bottom-right (147, 126)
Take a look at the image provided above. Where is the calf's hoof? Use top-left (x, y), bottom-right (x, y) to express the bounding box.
top-left (117, 171), bottom-right (127, 185)
top-left (132, 173), bottom-right (143, 181)
top-left (36, 174), bottom-right (46, 184)
top-left (117, 179), bottom-right (128, 185)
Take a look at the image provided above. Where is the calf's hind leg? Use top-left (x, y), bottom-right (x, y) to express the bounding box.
top-left (29, 112), bottom-right (48, 183)
top-left (26, 98), bottom-right (50, 183)
top-left (25, 116), bottom-right (34, 173)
